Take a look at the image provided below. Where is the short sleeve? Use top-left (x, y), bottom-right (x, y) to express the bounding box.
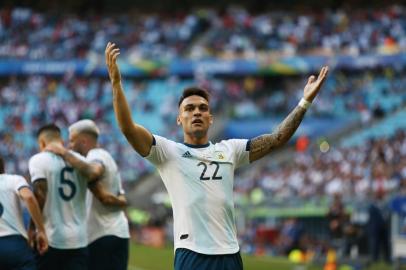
top-left (145, 135), bottom-right (173, 165)
top-left (28, 155), bottom-right (47, 183)
top-left (225, 139), bottom-right (250, 169)
top-left (87, 149), bottom-right (105, 167)
top-left (13, 175), bottom-right (29, 192)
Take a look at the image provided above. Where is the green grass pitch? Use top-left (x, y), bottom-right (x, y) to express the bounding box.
top-left (128, 243), bottom-right (396, 270)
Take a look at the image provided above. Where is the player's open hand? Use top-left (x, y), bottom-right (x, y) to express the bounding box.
top-left (105, 42), bottom-right (121, 85)
top-left (36, 230), bottom-right (49, 255)
top-left (45, 142), bottom-right (66, 157)
top-left (303, 66), bottom-right (329, 102)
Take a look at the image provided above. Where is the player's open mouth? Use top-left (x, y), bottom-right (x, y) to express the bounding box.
top-left (192, 119), bottom-right (203, 124)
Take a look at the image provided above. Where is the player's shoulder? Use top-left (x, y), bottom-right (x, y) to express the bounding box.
top-left (88, 147), bottom-right (109, 157)
top-left (215, 138), bottom-right (249, 150)
top-left (29, 151), bottom-right (52, 163)
top-left (0, 173), bottom-right (25, 182)
top-left (154, 134), bottom-right (178, 148)
top-left (87, 147), bottom-right (114, 163)
top-left (29, 151), bottom-right (65, 169)
top-left (0, 174), bottom-right (27, 190)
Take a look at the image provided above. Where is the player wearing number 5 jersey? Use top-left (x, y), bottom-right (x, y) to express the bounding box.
top-left (28, 124), bottom-right (89, 270)
top-left (106, 41), bottom-right (329, 270)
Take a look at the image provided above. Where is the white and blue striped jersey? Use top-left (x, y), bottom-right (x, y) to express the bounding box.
top-left (86, 148), bottom-right (130, 244)
top-left (28, 151), bottom-right (88, 249)
top-left (0, 174), bottom-right (30, 238)
top-left (145, 135), bottom-right (250, 255)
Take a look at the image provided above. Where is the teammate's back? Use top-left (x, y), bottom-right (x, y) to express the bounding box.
top-left (29, 151), bottom-right (88, 249)
top-left (29, 123), bottom-right (88, 270)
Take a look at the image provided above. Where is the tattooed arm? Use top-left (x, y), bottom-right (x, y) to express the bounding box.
top-left (249, 106), bottom-right (307, 162)
top-left (249, 66), bottom-right (329, 163)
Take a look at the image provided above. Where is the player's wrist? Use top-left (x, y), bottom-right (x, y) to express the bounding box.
top-left (298, 97), bottom-right (312, 110)
top-left (60, 148), bottom-right (68, 158)
top-left (111, 79), bottom-right (122, 88)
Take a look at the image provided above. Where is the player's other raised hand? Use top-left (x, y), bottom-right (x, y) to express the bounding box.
top-left (105, 42), bottom-right (122, 85)
top-left (303, 66), bottom-right (329, 102)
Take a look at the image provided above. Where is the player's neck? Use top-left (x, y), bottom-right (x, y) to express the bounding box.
top-left (183, 134), bottom-right (209, 146)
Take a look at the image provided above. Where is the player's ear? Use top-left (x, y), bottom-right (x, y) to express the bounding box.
top-left (39, 138), bottom-right (46, 152)
top-left (176, 116), bottom-right (181, 126)
top-left (209, 114), bottom-right (213, 125)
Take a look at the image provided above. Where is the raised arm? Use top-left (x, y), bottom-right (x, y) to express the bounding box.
top-left (19, 187), bottom-right (48, 255)
top-left (249, 66), bottom-right (329, 162)
top-left (105, 42), bottom-right (153, 157)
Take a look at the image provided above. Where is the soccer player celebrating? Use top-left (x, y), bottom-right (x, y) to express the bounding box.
top-left (0, 155), bottom-right (48, 270)
top-left (45, 119), bottom-right (129, 270)
top-left (29, 124), bottom-right (89, 270)
top-left (105, 42), bottom-right (328, 270)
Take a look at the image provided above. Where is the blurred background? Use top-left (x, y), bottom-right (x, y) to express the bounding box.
top-left (1, 0), bottom-right (406, 269)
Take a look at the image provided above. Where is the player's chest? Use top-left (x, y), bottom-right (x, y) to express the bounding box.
top-left (171, 148), bottom-right (234, 183)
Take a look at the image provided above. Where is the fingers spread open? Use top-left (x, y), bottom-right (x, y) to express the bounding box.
top-left (108, 44), bottom-right (117, 64)
top-left (105, 42), bottom-right (118, 66)
top-left (317, 66), bottom-right (329, 82)
top-left (105, 42), bottom-right (112, 65)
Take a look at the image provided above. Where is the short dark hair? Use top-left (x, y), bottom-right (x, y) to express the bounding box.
top-left (0, 155), bottom-right (4, 174)
top-left (178, 87), bottom-right (210, 107)
top-left (36, 123), bottom-right (61, 138)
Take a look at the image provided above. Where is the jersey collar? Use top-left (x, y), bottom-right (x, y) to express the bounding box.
top-left (182, 142), bottom-right (211, 148)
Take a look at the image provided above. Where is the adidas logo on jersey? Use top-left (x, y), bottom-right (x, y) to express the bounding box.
top-left (182, 151), bottom-right (192, 158)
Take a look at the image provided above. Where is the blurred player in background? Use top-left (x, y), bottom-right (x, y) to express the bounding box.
top-left (0, 155), bottom-right (48, 270)
top-left (29, 124), bottom-right (89, 270)
top-left (105, 42), bottom-right (328, 270)
top-left (45, 119), bottom-right (129, 270)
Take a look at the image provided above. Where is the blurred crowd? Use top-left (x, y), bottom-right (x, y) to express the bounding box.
top-left (1, 5), bottom-right (406, 60)
top-left (0, 7), bottom-right (208, 61)
top-left (234, 130), bottom-right (406, 207)
top-left (0, 68), bottom-right (405, 182)
top-left (0, 68), bottom-right (406, 181)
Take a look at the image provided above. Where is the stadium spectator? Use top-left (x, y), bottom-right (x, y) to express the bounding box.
top-left (367, 192), bottom-right (391, 263)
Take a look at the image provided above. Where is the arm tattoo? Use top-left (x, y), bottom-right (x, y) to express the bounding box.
top-left (250, 106), bottom-right (307, 161)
